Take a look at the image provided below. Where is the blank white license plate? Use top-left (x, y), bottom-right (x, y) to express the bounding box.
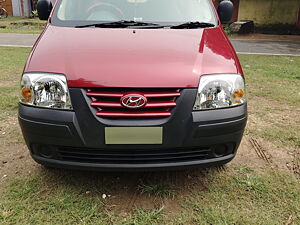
top-left (105, 127), bottom-right (163, 145)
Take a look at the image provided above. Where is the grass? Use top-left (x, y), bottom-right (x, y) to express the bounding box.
top-left (138, 181), bottom-right (176, 198)
top-left (0, 171), bottom-right (167, 224)
top-left (240, 55), bottom-right (300, 106)
top-left (184, 169), bottom-right (300, 225)
top-left (0, 47), bottom-right (30, 81)
top-left (0, 47), bottom-right (30, 114)
top-left (0, 47), bottom-right (300, 224)
top-left (124, 207), bottom-right (165, 225)
top-left (1, 168), bottom-right (299, 224)
top-left (0, 17), bottom-right (45, 34)
top-left (239, 55), bottom-right (300, 148)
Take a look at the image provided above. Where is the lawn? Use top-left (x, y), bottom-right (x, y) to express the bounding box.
top-left (0, 17), bottom-right (45, 34)
top-left (0, 47), bottom-right (299, 224)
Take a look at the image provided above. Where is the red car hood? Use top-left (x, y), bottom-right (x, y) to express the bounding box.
top-left (26, 25), bottom-right (239, 88)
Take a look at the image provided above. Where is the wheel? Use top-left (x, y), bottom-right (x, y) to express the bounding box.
top-left (0, 8), bottom-right (8, 18)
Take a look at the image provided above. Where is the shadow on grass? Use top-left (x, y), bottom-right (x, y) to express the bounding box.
top-left (38, 165), bottom-right (218, 198)
top-left (2, 164), bottom-right (221, 221)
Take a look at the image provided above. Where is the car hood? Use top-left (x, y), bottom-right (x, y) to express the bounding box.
top-left (26, 25), bottom-right (239, 88)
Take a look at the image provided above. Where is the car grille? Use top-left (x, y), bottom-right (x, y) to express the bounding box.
top-left (86, 88), bottom-right (181, 118)
top-left (57, 147), bottom-right (212, 164)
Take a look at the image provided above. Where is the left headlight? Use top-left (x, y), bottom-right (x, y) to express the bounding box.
top-left (20, 73), bottom-right (73, 110)
top-left (193, 74), bottom-right (246, 110)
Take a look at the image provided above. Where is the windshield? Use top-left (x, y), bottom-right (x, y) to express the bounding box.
top-left (51, 0), bottom-right (217, 27)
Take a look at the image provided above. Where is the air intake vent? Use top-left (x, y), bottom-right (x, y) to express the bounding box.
top-left (58, 147), bottom-right (212, 164)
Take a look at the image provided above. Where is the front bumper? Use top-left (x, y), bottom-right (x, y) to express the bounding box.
top-left (19, 88), bottom-right (247, 171)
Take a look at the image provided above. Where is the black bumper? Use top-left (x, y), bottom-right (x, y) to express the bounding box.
top-left (19, 88), bottom-right (247, 171)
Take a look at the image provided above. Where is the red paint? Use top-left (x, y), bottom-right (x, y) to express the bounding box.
top-left (25, 0), bottom-right (242, 89)
top-left (25, 26), bottom-right (240, 88)
top-left (231, 0), bottom-right (240, 23)
top-left (96, 111), bottom-right (171, 118)
top-left (91, 101), bottom-right (176, 108)
top-left (87, 90), bottom-right (181, 98)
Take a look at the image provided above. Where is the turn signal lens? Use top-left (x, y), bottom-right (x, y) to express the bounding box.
top-left (21, 88), bottom-right (32, 102)
top-left (233, 88), bottom-right (244, 99)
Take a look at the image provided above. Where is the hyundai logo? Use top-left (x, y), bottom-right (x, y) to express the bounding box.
top-left (121, 94), bottom-right (147, 109)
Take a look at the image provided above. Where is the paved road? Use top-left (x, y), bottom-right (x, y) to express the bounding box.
top-left (0, 33), bottom-right (300, 56)
top-left (231, 39), bottom-right (300, 56)
top-left (0, 33), bottom-right (39, 47)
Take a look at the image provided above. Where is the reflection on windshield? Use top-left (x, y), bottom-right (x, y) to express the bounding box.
top-left (53, 0), bottom-right (217, 26)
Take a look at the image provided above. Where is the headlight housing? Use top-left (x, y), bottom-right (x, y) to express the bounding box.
top-left (20, 73), bottom-right (73, 110)
top-left (193, 74), bottom-right (246, 110)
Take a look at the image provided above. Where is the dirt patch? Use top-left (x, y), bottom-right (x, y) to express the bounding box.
top-left (233, 96), bottom-right (300, 173)
top-left (0, 115), bottom-right (40, 189)
top-left (0, 144), bottom-right (39, 189)
top-left (87, 168), bottom-right (210, 214)
top-left (230, 136), bottom-right (294, 173)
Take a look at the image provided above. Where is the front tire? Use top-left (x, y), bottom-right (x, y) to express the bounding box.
top-left (0, 8), bottom-right (8, 18)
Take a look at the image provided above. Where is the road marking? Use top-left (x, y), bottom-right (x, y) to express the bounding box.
top-left (231, 39), bottom-right (300, 43)
top-left (236, 52), bottom-right (300, 57)
top-left (0, 44), bottom-right (32, 48)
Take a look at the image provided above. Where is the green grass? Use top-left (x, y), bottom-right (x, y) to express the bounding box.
top-left (1, 176), bottom-right (109, 224)
top-left (0, 171), bottom-right (167, 225)
top-left (0, 47), bottom-right (30, 81)
top-left (124, 207), bottom-right (165, 225)
top-left (1, 169), bottom-right (299, 224)
top-left (240, 55), bottom-right (300, 106)
top-left (183, 169), bottom-right (300, 225)
top-left (0, 17), bottom-right (45, 34)
top-left (239, 55), bottom-right (300, 148)
top-left (0, 47), bottom-right (30, 114)
top-left (262, 127), bottom-right (300, 148)
top-left (0, 16), bottom-right (28, 21)
top-left (138, 181), bottom-right (176, 199)
top-left (0, 47), bottom-right (300, 224)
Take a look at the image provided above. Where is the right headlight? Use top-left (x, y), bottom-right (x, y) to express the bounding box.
top-left (20, 73), bottom-right (73, 110)
top-left (193, 74), bottom-right (246, 110)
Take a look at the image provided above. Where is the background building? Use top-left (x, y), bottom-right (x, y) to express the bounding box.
top-left (214, 0), bottom-right (300, 28)
top-left (1, 0), bottom-right (33, 17)
top-left (2, 0), bottom-right (300, 29)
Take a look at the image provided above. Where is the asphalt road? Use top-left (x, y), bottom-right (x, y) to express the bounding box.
top-left (232, 39), bottom-right (300, 56)
top-left (0, 33), bottom-right (39, 48)
top-left (0, 33), bottom-right (299, 56)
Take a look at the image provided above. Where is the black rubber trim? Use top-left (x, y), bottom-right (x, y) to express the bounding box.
top-left (32, 153), bottom-right (235, 171)
top-left (19, 116), bottom-right (73, 138)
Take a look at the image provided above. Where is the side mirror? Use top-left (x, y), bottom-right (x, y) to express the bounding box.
top-left (217, 0), bottom-right (234, 24)
top-left (37, 0), bottom-right (53, 20)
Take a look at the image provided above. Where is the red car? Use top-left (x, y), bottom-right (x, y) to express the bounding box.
top-left (19, 0), bottom-right (247, 170)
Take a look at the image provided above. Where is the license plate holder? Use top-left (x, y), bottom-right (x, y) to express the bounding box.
top-left (105, 127), bottom-right (163, 145)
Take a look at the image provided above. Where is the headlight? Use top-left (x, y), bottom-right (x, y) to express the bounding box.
top-left (193, 74), bottom-right (246, 110)
top-left (20, 73), bottom-right (73, 110)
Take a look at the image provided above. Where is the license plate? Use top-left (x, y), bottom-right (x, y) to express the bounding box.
top-left (105, 127), bottom-right (163, 145)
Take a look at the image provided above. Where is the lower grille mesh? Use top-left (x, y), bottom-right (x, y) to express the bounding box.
top-left (58, 147), bottom-right (212, 164)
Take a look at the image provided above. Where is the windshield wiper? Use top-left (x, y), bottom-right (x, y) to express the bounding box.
top-left (170, 22), bottom-right (215, 29)
top-left (76, 20), bottom-right (162, 28)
